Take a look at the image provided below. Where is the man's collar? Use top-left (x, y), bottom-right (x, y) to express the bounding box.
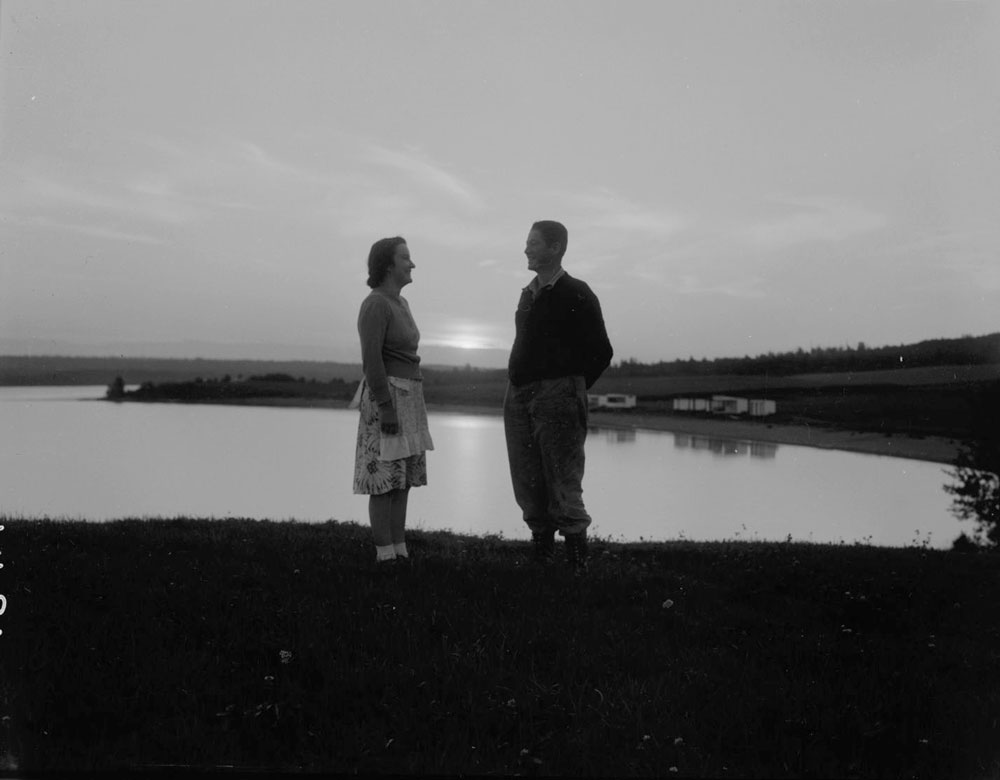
top-left (527, 266), bottom-right (567, 295)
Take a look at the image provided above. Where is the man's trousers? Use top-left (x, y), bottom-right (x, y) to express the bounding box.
top-left (502, 375), bottom-right (592, 537)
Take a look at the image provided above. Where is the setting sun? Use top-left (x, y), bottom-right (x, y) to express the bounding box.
top-left (447, 337), bottom-right (489, 351)
top-left (422, 321), bottom-right (507, 354)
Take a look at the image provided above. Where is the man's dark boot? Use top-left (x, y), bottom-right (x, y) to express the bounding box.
top-left (532, 530), bottom-right (556, 565)
top-left (565, 531), bottom-right (589, 574)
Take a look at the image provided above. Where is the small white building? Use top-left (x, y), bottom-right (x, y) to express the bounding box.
top-left (672, 397), bottom-right (710, 412)
top-left (588, 393), bottom-right (637, 410)
top-left (674, 395), bottom-right (776, 416)
top-left (748, 399), bottom-right (777, 417)
top-left (711, 395), bottom-right (749, 414)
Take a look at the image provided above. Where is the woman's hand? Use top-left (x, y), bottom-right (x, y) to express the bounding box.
top-left (379, 403), bottom-right (399, 435)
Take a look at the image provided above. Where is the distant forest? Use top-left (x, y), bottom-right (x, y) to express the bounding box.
top-left (422, 332), bottom-right (1000, 385)
top-left (111, 373), bottom-right (358, 404)
top-left (605, 332), bottom-right (1000, 378)
top-left (0, 356), bottom-right (364, 387)
top-left (1, 332), bottom-right (998, 386)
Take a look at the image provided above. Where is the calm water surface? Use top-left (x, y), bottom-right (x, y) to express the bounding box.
top-left (0, 386), bottom-right (961, 547)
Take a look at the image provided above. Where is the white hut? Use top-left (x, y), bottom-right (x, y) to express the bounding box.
top-left (749, 399), bottom-right (777, 417)
top-left (711, 395), bottom-right (749, 414)
top-left (588, 393), bottom-right (637, 410)
top-left (672, 398), bottom-right (710, 412)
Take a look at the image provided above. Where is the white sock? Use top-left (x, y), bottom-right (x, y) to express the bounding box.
top-left (393, 542), bottom-right (409, 558)
top-left (376, 544), bottom-right (396, 562)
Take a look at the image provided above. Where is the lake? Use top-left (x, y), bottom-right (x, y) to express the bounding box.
top-left (0, 386), bottom-right (963, 548)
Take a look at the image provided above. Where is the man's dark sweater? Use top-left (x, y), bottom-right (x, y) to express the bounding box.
top-left (507, 272), bottom-right (613, 389)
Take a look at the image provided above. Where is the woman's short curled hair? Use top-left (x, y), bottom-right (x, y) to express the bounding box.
top-left (366, 236), bottom-right (406, 288)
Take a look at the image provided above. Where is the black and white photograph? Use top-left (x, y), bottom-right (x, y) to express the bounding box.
top-left (1, 1), bottom-right (999, 776)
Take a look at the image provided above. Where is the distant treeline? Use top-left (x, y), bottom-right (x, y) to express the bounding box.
top-left (605, 332), bottom-right (1000, 378)
top-left (0, 356), bottom-right (363, 386)
top-left (116, 374), bottom-right (357, 403)
top-left (2, 332), bottom-right (998, 387)
top-left (419, 332), bottom-right (1000, 387)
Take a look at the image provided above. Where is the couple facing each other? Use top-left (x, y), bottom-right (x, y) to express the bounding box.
top-left (352, 220), bottom-right (614, 573)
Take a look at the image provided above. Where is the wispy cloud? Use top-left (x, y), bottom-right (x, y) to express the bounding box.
top-left (667, 273), bottom-right (766, 299)
top-left (740, 196), bottom-right (886, 250)
top-left (0, 160), bottom-right (184, 244)
top-left (0, 212), bottom-right (164, 245)
top-left (593, 211), bottom-right (686, 235)
top-left (880, 227), bottom-right (1000, 293)
top-left (327, 190), bottom-right (505, 253)
top-left (19, 173), bottom-right (196, 226)
top-left (560, 187), bottom-right (687, 237)
top-left (529, 186), bottom-right (690, 277)
top-left (362, 145), bottom-right (485, 210)
top-left (233, 139), bottom-right (332, 185)
top-left (117, 130), bottom-right (342, 213)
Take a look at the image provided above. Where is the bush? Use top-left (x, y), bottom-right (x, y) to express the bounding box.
top-left (944, 386), bottom-right (1000, 548)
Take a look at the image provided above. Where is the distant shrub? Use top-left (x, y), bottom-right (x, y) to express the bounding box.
top-left (951, 533), bottom-right (981, 553)
top-left (945, 387), bottom-right (1000, 549)
top-left (105, 376), bottom-right (125, 400)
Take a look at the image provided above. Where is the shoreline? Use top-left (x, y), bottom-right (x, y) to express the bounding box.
top-left (109, 395), bottom-right (962, 465)
top-left (431, 403), bottom-right (962, 465)
top-left (586, 410), bottom-right (961, 465)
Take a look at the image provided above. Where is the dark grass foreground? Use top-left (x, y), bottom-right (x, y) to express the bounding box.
top-left (1, 519), bottom-right (999, 777)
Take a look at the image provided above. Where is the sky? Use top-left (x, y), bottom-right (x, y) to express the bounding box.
top-left (1, 0), bottom-right (998, 368)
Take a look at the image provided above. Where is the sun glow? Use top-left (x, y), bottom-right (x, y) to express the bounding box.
top-left (435, 337), bottom-right (492, 350)
top-left (423, 322), bottom-right (505, 352)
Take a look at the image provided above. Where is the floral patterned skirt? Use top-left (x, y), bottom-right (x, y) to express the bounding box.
top-left (352, 377), bottom-right (434, 495)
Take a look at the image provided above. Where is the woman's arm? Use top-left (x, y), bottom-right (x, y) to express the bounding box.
top-left (358, 296), bottom-right (399, 434)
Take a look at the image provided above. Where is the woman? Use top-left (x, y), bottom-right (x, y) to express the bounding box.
top-left (352, 236), bottom-right (434, 564)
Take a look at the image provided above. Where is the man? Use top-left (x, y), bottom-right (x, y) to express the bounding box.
top-left (503, 220), bottom-right (613, 572)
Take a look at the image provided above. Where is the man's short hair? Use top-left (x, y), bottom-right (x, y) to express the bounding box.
top-left (531, 220), bottom-right (568, 259)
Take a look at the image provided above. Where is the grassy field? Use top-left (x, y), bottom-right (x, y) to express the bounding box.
top-left (2, 518), bottom-right (999, 776)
